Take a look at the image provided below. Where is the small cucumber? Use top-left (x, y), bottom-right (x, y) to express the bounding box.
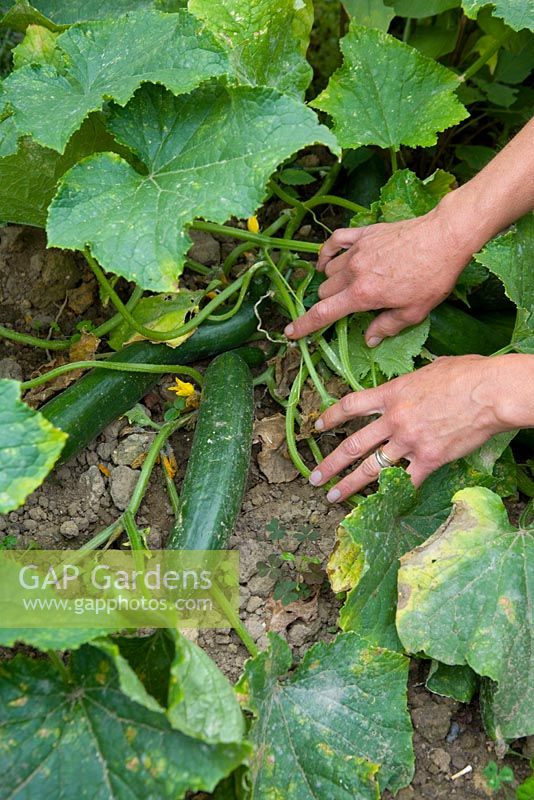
top-left (41, 302), bottom-right (258, 463)
top-left (167, 351), bottom-right (254, 550)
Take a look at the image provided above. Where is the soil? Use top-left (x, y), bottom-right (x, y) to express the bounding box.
top-left (0, 225), bottom-right (531, 799)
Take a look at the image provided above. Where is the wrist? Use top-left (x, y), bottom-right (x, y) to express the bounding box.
top-left (434, 185), bottom-right (497, 260)
top-left (484, 354), bottom-right (534, 432)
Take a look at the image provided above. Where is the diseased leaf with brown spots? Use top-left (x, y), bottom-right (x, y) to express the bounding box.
top-left (236, 631), bottom-right (414, 797)
top-left (0, 643), bottom-right (250, 798)
top-left (397, 486), bottom-right (534, 739)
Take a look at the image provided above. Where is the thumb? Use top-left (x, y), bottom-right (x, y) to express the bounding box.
top-left (365, 308), bottom-right (420, 347)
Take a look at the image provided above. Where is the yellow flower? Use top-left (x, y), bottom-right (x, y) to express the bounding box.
top-left (167, 378), bottom-right (196, 397)
top-left (247, 215), bottom-right (260, 234)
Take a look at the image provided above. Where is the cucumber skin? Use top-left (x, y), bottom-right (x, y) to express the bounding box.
top-left (428, 303), bottom-right (514, 356)
top-left (167, 351), bottom-right (253, 551)
top-left (41, 302), bottom-right (258, 464)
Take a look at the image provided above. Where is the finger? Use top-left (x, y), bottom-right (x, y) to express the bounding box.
top-left (406, 460), bottom-right (432, 488)
top-left (318, 228), bottom-right (365, 270)
top-left (325, 441), bottom-right (408, 502)
top-left (316, 386), bottom-right (388, 430)
top-left (365, 308), bottom-right (423, 348)
top-left (308, 417), bottom-right (391, 486)
top-left (324, 250), bottom-right (351, 277)
top-left (318, 269), bottom-right (351, 300)
top-left (284, 289), bottom-right (356, 339)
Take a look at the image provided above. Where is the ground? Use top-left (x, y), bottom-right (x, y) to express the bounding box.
top-left (0, 225), bottom-right (531, 798)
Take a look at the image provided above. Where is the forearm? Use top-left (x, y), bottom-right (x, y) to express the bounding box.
top-left (489, 354), bottom-right (534, 431)
top-left (438, 117), bottom-right (534, 255)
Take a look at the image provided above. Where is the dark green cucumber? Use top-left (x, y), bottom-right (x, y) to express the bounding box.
top-left (41, 302), bottom-right (258, 463)
top-left (167, 351), bottom-right (254, 550)
top-left (428, 303), bottom-right (514, 357)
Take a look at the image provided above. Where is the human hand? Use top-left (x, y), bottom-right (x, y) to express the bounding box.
top-left (285, 202), bottom-right (478, 346)
top-left (308, 354), bottom-right (507, 502)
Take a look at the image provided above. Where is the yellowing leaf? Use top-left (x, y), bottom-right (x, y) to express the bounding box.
top-left (109, 290), bottom-right (203, 350)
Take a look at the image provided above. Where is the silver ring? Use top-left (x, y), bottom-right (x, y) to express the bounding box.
top-left (374, 446), bottom-right (398, 470)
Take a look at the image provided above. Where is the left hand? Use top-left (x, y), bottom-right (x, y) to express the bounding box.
top-left (308, 354), bottom-right (506, 502)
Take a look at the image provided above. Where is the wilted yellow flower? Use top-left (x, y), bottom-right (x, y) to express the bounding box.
top-left (167, 378), bottom-right (196, 397)
top-left (247, 215), bottom-right (260, 234)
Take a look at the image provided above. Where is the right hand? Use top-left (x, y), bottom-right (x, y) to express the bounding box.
top-left (285, 200), bottom-right (476, 346)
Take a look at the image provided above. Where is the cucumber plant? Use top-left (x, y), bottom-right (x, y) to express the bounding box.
top-left (0, 0), bottom-right (533, 797)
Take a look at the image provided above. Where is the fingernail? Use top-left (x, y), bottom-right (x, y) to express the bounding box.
top-left (309, 469), bottom-right (322, 486)
top-left (367, 337), bottom-right (381, 347)
top-left (315, 418), bottom-right (324, 430)
top-left (284, 323), bottom-right (294, 337)
top-left (327, 488), bottom-right (341, 503)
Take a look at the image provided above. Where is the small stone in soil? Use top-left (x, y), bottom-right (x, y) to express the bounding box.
top-left (110, 466), bottom-right (139, 511)
top-left (60, 520), bottom-right (79, 539)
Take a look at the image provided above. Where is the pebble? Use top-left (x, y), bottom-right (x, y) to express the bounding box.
top-left (29, 507), bottom-right (45, 521)
top-left (23, 519), bottom-right (38, 531)
top-left (288, 623), bottom-right (312, 647)
top-left (246, 617), bottom-right (266, 642)
top-left (79, 465), bottom-right (105, 507)
top-left (246, 596), bottom-right (263, 613)
top-left (60, 520), bottom-right (79, 539)
top-left (110, 466), bottom-right (139, 511)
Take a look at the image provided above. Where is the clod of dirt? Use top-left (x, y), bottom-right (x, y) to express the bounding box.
top-left (0, 357), bottom-right (22, 380)
top-left (110, 466), bottom-right (139, 511)
top-left (112, 433), bottom-right (156, 468)
top-left (253, 413), bottom-right (299, 483)
top-left (187, 230), bottom-right (220, 265)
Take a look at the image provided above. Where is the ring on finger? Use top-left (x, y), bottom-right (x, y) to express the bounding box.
top-left (374, 446), bottom-right (400, 470)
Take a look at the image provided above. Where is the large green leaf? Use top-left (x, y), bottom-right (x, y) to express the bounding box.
top-left (168, 632), bottom-right (245, 744)
top-left (342, 0), bottom-right (394, 30)
top-left (426, 661), bottom-right (478, 703)
top-left (236, 631), bottom-right (414, 797)
top-left (311, 24), bottom-right (467, 149)
top-left (475, 212), bottom-right (534, 310)
top-left (2, 9), bottom-right (229, 153)
top-left (333, 312), bottom-right (430, 381)
top-left (48, 82), bottom-right (339, 292)
top-left (0, 379), bottom-right (66, 513)
top-left (397, 486), bottom-right (534, 739)
top-left (337, 463), bottom-right (491, 650)
top-left (188, 0), bottom-right (314, 98)
top-left (115, 629), bottom-right (175, 707)
top-left (1, 0), bottom-right (153, 30)
top-left (0, 113), bottom-right (126, 227)
top-left (392, 0), bottom-right (461, 17)
top-left (0, 645), bottom-right (250, 799)
top-left (461, 1), bottom-right (534, 32)
top-left (0, 625), bottom-right (116, 651)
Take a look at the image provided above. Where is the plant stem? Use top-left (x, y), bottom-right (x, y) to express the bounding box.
top-left (185, 258), bottom-right (211, 276)
top-left (0, 323), bottom-right (72, 350)
top-left (85, 249), bottom-right (264, 342)
top-left (162, 457), bottom-right (181, 517)
top-left (123, 509), bottom-right (145, 551)
top-left (92, 285), bottom-right (144, 338)
top-left (336, 317), bottom-right (364, 391)
top-left (128, 415), bottom-right (194, 517)
top-left (461, 33), bottom-right (511, 81)
top-left (47, 650), bottom-right (71, 682)
top-left (20, 361), bottom-right (204, 392)
top-left (79, 519), bottom-right (123, 551)
top-left (222, 213), bottom-right (291, 275)
top-left (191, 220), bottom-right (321, 253)
top-left (270, 181), bottom-right (368, 215)
top-left (209, 582), bottom-right (258, 657)
top-left (389, 146), bottom-right (398, 173)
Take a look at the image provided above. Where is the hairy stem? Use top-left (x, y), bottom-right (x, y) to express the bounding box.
top-left (20, 361), bottom-right (204, 392)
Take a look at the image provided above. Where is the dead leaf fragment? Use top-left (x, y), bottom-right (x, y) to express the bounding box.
top-left (267, 592), bottom-right (319, 634)
top-left (253, 414), bottom-right (298, 483)
top-left (68, 280), bottom-right (96, 315)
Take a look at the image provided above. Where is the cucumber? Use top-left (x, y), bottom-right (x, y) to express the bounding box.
top-left (41, 302), bottom-right (259, 463)
top-left (428, 303), bottom-right (514, 356)
top-left (167, 351), bottom-right (254, 550)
